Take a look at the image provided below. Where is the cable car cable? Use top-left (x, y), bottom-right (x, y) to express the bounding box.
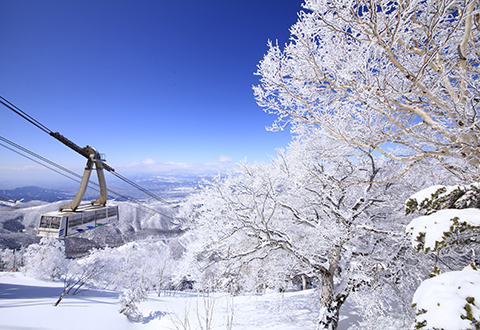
top-left (0, 141), bottom-right (83, 185)
top-left (0, 96), bottom-right (171, 206)
top-left (0, 96), bottom-right (52, 134)
top-left (109, 171), bottom-right (170, 205)
top-left (0, 136), bottom-right (176, 221)
top-left (0, 135), bottom-right (83, 181)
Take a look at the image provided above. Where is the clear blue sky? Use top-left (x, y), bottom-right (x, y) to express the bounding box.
top-left (0, 0), bottom-right (303, 186)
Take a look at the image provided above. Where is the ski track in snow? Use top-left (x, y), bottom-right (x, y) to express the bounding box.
top-left (0, 273), bottom-right (358, 330)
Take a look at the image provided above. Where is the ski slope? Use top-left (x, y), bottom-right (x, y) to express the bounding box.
top-left (0, 272), bottom-right (359, 329)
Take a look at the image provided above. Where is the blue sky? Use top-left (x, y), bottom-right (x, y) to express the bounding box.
top-left (0, 1), bottom-right (303, 186)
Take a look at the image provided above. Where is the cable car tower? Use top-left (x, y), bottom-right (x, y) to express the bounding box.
top-left (0, 96), bottom-right (171, 239)
top-left (37, 144), bottom-right (119, 238)
top-left (61, 146), bottom-right (107, 212)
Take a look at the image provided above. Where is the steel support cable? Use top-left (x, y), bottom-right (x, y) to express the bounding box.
top-left (109, 171), bottom-right (170, 205)
top-left (0, 141), bottom-right (84, 185)
top-left (0, 136), bottom-right (175, 220)
top-left (0, 96), bottom-right (170, 206)
top-left (0, 135), bottom-right (83, 181)
top-left (0, 96), bottom-right (52, 134)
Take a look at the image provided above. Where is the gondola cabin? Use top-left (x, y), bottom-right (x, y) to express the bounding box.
top-left (37, 205), bottom-right (118, 238)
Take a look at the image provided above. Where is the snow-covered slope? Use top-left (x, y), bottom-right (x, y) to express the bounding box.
top-left (0, 272), bottom-right (359, 330)
top-left (0, 199), bottom-right (182, 255)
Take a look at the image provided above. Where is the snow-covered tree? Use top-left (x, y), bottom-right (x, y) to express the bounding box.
top-left (65, 240), bottom-right (174, 292)
top-left (52, 239), bottom-right (176, 309)
top-left (252, 1), bottom-right (480, 326)
top-left (22, 238), bottom-right (68, 281)
top-left (180, 137), bottom-right (426, 329)
top-left (406, 183), bottom-right (480, 257)
top-left (254, 0), bottom-right (480, 180)
top-left (406, 183), bottom-right (480, 328)
top-left (0, 248), bottom-right (15, 272)
top-left (118, 283), bottom-right (149, 322)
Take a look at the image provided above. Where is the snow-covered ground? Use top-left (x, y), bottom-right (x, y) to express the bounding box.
top-left (0, 272), bottom-right (359, 330)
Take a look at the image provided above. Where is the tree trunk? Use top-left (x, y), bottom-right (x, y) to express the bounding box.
top-left (318, 244), bottom-right (345, 330)
top-left (318, 272), bottom-right (341, 330)
top-left (54, 286), bottom-right (70, 306)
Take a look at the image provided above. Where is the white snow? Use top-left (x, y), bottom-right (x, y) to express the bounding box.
top-left (406, 208), bottom-right (480, 251)
top-left (406, 183), bottom-right (480, 212)
top-left (0, 272), bottom-right (359, 330)
top-left (412, 265), bottom-right (480, 329)
top-left (406, 185), bottom-right (446, 207)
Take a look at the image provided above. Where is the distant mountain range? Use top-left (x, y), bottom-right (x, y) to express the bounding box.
top-left (0, 177), bottom-right (205, 254)
top-left (0, 186), bottom-right (72, 203)
top-left (0, 175), bottom-right (205, 204)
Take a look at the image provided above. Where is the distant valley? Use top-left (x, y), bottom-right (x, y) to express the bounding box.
top-left (0, 175), bottom-right (207, 255)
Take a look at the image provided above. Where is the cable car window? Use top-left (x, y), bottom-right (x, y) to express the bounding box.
top-left (39, 216), bottom-right (51, 228)
top-left (50, 217), bottom-right (61, 229)
top-left (96, 209), bottom-right (106, 219)
top-left (68, 214), bottom-right (82, 228)
top-left (108, 207), bottom-right (117, 217)
top-left (83, 213), bottom-right (95, 224)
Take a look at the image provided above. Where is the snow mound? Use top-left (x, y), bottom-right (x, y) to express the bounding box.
top-left (406, 208), bottom-right (480, 252)
top-left (412, 265), bottom-right (480, 329)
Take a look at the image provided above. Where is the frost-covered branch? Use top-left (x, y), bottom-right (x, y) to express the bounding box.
top-left (255, 0), bottom-right (480, 180)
